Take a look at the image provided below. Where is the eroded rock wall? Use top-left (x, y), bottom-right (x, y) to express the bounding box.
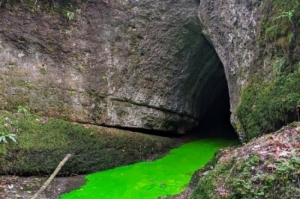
top-left (198, 0), bottom-right (300, 141)
top-left (198, 0), bottom-right (261, 115)
top-left (0, 0), bottom-right (224, 133)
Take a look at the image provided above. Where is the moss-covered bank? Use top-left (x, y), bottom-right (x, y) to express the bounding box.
top-left (0, 108), bottom-right (177, 176)
top-left (234, 0), bottom-right (300, 141)
top-left (236, 72), bottom-right (300, 141)
top-left (191, 123), bottom-right (300, 199)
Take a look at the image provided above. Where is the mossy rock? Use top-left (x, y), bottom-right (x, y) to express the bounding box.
top-left (0, 110), bottom-right (177, 176)
top-left (235, 0), bottom-right (300, 142)
top-left (191, 124), bottom-right (300, 199)
top-left (235, 70), bottom-right (300, 141)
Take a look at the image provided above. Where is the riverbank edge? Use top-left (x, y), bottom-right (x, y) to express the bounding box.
top-left (180, 122), bottom-right (300, 199)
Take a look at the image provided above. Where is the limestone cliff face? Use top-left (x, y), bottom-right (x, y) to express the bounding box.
top-left (198, 0), bottom-right (262, 125)
top-left (0, 0), bottom-right (225, 133)
top-left (199, 0), bottom-right (300, 141)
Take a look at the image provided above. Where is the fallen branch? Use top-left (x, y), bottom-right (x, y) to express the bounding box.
top-left (30, 154), bottom-right (72, 199)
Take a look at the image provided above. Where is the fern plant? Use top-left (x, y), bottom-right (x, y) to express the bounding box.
top-left (0, 132), bottom-right (17, 143)
top-left (275, 10), bottom-right (295, 22)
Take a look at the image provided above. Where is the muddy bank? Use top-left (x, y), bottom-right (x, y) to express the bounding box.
top-left (0, 175), bottom-right (85, 199)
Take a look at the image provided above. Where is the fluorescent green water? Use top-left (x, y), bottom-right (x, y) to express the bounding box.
top-left (60, 138), bottom-right (236, 199)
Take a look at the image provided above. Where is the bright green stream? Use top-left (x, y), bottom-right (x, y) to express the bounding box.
top-left (60, 138), bottom-right (236, 199)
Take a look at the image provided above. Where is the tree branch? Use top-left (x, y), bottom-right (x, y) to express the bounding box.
top-left (30, 154), bottom-right (72, 199)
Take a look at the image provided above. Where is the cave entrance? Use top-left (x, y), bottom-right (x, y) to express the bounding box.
top-left (191, 62), bottom-right (237, 139)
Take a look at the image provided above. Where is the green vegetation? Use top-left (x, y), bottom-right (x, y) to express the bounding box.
top-left (272, 57), bottom-right (285, 77)
top-left (275, 10), bottom-right (295, 22)
top-left (66, 10), bottom-right (74, 21)
top-left (259, 0), bottom-right (299, 50)
top-left (236, 70), bottom-right (300, 141)
top-left (191, 125), bottom-right (300, 199)
top-left (0, 109), bottom-right (177, 175)
top-left (235, 0), bottom-right (300, 141)
top-left (0, 132), bottom-right (16, 155)
top-left (102, 75), bottom-right (108, 82)
top-left (40, 66), bottom-right (47, 75)
top-left (0, 133), bottom-right (16, 144)
top-left (0, 107), bottom-right (24, 154)
top-left (60, 139), bottom-right (237, 199)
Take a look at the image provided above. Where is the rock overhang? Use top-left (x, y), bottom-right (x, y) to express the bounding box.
top-left (0, 0), bottom-right (233, 134)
